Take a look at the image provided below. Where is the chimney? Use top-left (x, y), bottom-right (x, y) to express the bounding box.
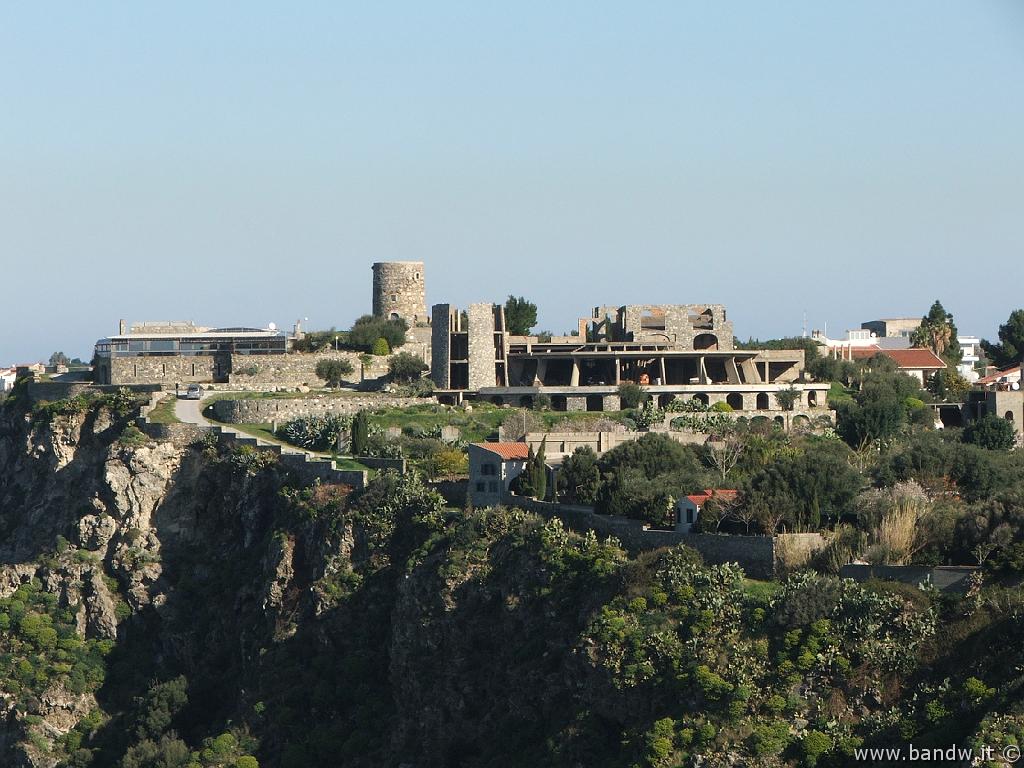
top-left (119, 319), bottom-right (127, 335)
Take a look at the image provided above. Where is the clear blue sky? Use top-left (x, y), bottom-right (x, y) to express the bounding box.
top-left (2, 2), bottom-right (1023, 363)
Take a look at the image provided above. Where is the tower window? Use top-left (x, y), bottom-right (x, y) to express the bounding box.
top-left (391, 295), bottom-right (397, 302)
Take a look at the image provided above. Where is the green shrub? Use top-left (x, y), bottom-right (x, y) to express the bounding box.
top-left (118, 425), bottom-right (148, 447)
top-left (372, 337), bottom-right (391, 356)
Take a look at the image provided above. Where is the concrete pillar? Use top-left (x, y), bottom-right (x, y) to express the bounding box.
top-left (614, 359), bottom-right (621, 384)
top-left (658, 357), bottom-right (667, 385)
top-left (570, 360), bottom-right (580, 387)
top-left (726, 357), bottom-right (741, 384)
top-left (535, 358), bottom-right (548, 386)
top-left (699, 357), bottom-right (708, 385)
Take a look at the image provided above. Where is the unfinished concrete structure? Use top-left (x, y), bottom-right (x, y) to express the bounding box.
top-left (372, 261), bottom-right (428, 326)
top-left (431, 303), bottom-right (508, 390)
top-left (432, 302), bottom-right (830, 415)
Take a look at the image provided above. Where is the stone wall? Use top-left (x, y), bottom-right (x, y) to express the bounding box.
top-left (27, 381), bottom-right (164, 402)
top-left (468, 303), bottom-right (498, 390)
top-left (106, 355), bottom-right (223, 386)
top-left (211, 394), bottom-right (429, 424)
top-left (525, 429), bottom-right (706, 458)
top-left (840, 564), bottom-right (978, 593)
top-left (430, 304), bottom-right (455, 389)
top-left (216, 431), bottom-right (367, 490)
top-left (508, 498), bottom-right (798, 579)
top-left (227, 351), bottom-right (365, 386)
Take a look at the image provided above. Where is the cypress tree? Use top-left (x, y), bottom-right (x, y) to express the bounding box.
top-left (350, 410), bottom-right (369, 456)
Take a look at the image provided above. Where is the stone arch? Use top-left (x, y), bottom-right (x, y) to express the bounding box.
top-left (1007, 411), bottom-right (1015, 421)
top-left (726, 392), bottom-right (744, 411)
top-left (807, 390), bottom-right (818, 407)
top-left (774, 415), bottom-right (785, 428)
top-left (658, 394), bottom-right (676, 408)
top-left (519, 395), bottom-right (534, 408)
top-left (586, 394), bottom-right (604, 412)
top-left (693, 393), bottom-right (709, 406)
top-left (551, 395), bottom-right (567, 412)
top-left (490, 395), bottom-right (504, 406)
top-left (693, 333), bottom-right (719, 351)
top-left (390, 312), bottom-right (400, 320)
top-left (756, 392), bottom-right (770, 410)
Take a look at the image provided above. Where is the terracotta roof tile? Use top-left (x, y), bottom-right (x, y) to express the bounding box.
top-left (977, 365), bottom-right (1021, 385)
top-left (850, 347), bottom-right (945, 368)
top-left (472, 442), bottom-right (532, 460)
top-left (686, 489), bottom-right (738, 506)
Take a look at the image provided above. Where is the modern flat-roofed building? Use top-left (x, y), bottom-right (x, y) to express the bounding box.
top-left (93, 321), bottom-right (290, 385)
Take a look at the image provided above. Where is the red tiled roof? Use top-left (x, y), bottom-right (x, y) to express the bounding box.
top-left (472, 442), bottom-right (531, 460)
top-left (977, 365), bottom-right (1021, 385)
top-left (849, 347), bottom-right (945, 369)
top-left (686, 489), bottom-right (738, 506)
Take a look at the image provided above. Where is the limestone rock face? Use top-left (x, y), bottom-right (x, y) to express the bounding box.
top-left (77, 514), bottom-right (117, 550)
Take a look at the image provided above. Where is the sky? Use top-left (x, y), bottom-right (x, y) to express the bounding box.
top-left (2, 2), bottom-right (1023, 363)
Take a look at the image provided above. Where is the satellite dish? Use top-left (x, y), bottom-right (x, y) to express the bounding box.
top-left (1012, 382), bottom-right (1020, 391)
top-left (268, 322), bottom-right (277, 331)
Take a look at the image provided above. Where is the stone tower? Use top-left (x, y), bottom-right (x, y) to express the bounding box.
top-left (372, 261), bottom-right (428, 326)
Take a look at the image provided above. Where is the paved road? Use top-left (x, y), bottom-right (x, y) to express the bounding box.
top-left (173, 393), bottom-right (310, 456)
top-left (174, 395), bottom-right (213, 426)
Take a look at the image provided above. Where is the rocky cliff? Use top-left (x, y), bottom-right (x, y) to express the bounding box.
top-left (1, 390), bottom-right (1023, 768)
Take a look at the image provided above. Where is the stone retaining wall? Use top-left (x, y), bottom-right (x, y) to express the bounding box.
top-left (840, 564), bottom-right (978, 592)
top-left (211, 394), bottom-right (430, 424)
top-left (507, 498), bottom-right (814, 579)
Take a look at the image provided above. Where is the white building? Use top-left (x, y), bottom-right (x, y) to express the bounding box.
top-left (956, 336), bottom-right (982, 382)
top-left (0, 368), bottom-right (16, 393)
top-left (467, 442), bottom-right (532, 507)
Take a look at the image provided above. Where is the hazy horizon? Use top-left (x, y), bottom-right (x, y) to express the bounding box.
top-left (3, 2), bottom-right (1023, 363)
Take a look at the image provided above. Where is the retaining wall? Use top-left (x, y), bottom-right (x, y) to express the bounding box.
top-left (506, 498), bottom-right (810, 579)
top-left (840, 564), bottom-right (978, 592)
top-left (211, 394), bottom-right (430, 424)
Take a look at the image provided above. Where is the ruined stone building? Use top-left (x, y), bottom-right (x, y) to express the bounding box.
top-left (431, 302), bottom-right (831, 416)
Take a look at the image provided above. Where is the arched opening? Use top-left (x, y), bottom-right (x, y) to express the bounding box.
top-left (586, 394), bottom-right (604, 412)
top-left (1007, 411), bottom-right (1015, 421)
top-left (756, 392), bottom-right (770, 410)
top-left (490, 396), bottom-right (504, 406)
top-left (774, 416), bottom-right (785, 428)
top-left (658, 394), bottom-right (676, 408)
top-left (807, 390), bottom-right (818, 407)
top-left (390, 312), bottom-right (400, 320)
top-left (519, 395), bottom-right (534, 408)
top-left (551, 395), bottom-right (567, 412)
top-left (693, 333), bottom-right (719, 350)
top-left (792, 414), bottom-right (811, 430)
top-left (693, 393), bottom-right (709, 406)
top-left (726, 393), bottom-right (744, 411)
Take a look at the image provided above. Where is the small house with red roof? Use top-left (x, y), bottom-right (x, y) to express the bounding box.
top-left (847, 347), bottom-right (947, 385)
top-left (468, 442), bottom-right (533, 506)
top-left (676, 489), bottom-right (739, 533)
